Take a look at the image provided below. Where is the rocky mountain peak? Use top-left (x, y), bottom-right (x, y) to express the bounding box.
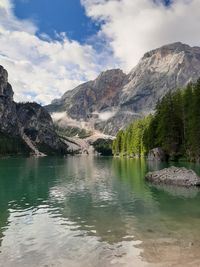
top-left (95, 69), bottom-right (125, 83)
top-left (122, 42), bottom-right (200, 114)
top-left (46, 68), bottom-right (127, 120)
top-left (142, 42), bottom-right (191, 60)
top-left (47, 42), bottom-right (200, 135)
top-left (131, 42), bottom-right (196, 75)
top-left (134, 42), bottom-right (200, 76)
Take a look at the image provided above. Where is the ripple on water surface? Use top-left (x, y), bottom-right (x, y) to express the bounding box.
top-left (0, 157), bottom-right (200, 266)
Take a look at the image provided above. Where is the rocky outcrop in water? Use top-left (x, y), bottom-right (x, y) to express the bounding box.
top-left (0, 65), bottom-right (68, 156)
top-left (46, 42), bottom-right (200, 135)
top-left (145, 167), bottom-right (200, 187)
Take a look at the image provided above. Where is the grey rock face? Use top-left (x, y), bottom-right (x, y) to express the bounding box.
top-left (0, 98), bottom-right (19, 135)
top-left (46, 42), bottom-right (200, 135)
top-left (46, 69), bottom-right (126, 119)
top-left (121, 42), bottom-right (200, 113)
top-left (0, 66), bottom-right (19, 136)
top-left (95, 110), bottom-right (141, 135)
top-left (145, 166), bottom-right (200, 187)
top-left (147, 148), bottom-right (167, 161)
top-left (16, 103), bottom-right (67, 154)
top-left (0, 65), bottom-right (68, 156)
top-left (0, 66), bottom-right (13, 99)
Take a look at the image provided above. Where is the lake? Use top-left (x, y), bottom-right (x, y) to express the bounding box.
top-left (0, 156), bottom-right (200, 267)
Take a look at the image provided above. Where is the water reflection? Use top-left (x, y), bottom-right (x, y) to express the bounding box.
top-left (112, 158), bottom-right (200, 266)
top-left (0, 157), bottom-right (200, 266)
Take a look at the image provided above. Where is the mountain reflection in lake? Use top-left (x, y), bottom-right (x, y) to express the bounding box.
top-left (0, 156), bottom-right (200, 267)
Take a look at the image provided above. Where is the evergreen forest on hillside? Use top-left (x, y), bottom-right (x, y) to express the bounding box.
top-left (112, 79), bottom-right (200, 162)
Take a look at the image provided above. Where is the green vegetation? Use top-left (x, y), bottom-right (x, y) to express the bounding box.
top-left (0, 132), bottom-right (30, 156)
top-left (112, 117), bottom-right (151, 157)
top-left (113, 79), bottom-right (200, 162)
top-left (93, 139), bottom-right (113, 156)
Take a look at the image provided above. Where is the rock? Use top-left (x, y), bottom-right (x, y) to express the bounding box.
top-left (145, 166), bottom-right (200, 187)
top-left (46, 42), bottom-right (200, 135)
top-left (147, 147), bottom-right (167, 161)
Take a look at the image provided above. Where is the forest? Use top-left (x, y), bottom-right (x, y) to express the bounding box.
top-left (112, 79), bottom-right (200, 162)
top-left (0, 132), bottom-right (30, 156)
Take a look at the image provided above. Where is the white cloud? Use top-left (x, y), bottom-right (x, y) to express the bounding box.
top-left (1, 0), bottom-right (200, 104)
top-left (82, 0), bottom-right (200, 71)
top-left (0, 0), bottom-right (114, 104)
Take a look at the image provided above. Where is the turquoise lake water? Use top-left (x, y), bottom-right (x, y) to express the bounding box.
top-left (0, 156), bottom-right (200, 267)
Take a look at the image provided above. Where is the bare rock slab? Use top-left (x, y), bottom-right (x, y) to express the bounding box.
top-left (145, 166), bottom-right (200, 187)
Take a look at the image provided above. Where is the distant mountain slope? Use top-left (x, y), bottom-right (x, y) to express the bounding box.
top-left (46, 42), bottom-right (200, 135)
top-left (46, 69), bottom-right (126, 119)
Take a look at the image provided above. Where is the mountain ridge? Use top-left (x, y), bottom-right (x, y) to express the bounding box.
top-left (46, 42), bottom-right (200, 135)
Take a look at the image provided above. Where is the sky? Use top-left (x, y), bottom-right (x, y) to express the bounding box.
top-left (14, 0), bottom-right (100, 43)
top-left (0, 0), bottom-right (200, 104)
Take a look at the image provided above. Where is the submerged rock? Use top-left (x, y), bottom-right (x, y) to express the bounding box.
top-left (145, 166), bottom-right (200, 187)
top-left (149, 184), bottom-right (200, 198)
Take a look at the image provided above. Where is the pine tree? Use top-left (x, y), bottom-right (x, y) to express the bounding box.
top-left (190, 79), bottom-right (200, 160)
top-left (112, 80), bottom-right (200, 162)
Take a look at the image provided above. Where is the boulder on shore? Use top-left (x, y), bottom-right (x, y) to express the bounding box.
top-left (145, 166), bottom-right (200, 187)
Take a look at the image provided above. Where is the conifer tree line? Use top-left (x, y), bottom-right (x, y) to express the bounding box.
top-left (112, 79), bottom-right (200, 162)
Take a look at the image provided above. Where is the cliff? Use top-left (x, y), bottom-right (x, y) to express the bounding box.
top-left (0, 65), bottom-right (68, 156)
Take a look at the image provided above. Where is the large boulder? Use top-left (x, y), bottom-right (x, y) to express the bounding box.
top-left (145, 166), bottom-right (200, 186)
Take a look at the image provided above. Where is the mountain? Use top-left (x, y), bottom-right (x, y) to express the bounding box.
top-left (46, 42), bottom-right (200, 135)
top-left (120, 42), bottom-right (200, 113)
top-left (0, 65), bottom-right (68, 156)
top-left (48, 69), bottom-right (126, 119)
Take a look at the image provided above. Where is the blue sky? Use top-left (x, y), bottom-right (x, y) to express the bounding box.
top-left (0, 0), bottom-right (199, 104)
top-left (13, 0), bottom-right (170, 44)
top-left (14, 0), bottom-right (100, 43)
